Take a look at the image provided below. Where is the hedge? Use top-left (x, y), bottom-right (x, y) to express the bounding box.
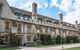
top-left (34, 33), bottom-right (79, 45)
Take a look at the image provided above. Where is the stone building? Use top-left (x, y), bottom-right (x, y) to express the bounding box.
top-left (0, 0), bottom-right (79, 45)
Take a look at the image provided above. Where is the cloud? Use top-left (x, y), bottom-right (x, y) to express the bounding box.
top-left (74, 0), bottom-right (80, 10)
top-left (50, 0), bottom-right (74, 12)
top-left (6, 0), bottom-right (49, 12)
top-left (6, 0), bottom-right (17, 6)
top-left (50, 0), bottom-right (59, 7)
top-left (63, 11), bottom-right (80, 24)
top-left (63, 0), bottom-right (80, 24)
top-left (50, 0), bottom-right (80, 24)
top-left (59, 0), bottom-right (74, 12)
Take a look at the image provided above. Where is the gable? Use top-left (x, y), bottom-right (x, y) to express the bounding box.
top-left (0, 0), bottom-right (18, 20)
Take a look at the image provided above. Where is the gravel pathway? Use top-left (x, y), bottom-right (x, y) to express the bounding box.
top-left (18, 43), bottom-right (80, 50)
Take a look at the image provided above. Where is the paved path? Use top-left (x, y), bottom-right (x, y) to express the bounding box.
top-left (18, 43), bottom-right (80, 50)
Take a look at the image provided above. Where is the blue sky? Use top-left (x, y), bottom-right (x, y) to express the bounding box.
top-left (6, 0), bottom-right (80, 24)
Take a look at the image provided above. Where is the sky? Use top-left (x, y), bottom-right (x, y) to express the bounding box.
top-left (6, 0), bottom-right (80, 24)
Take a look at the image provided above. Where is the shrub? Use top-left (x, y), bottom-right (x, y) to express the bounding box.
top-left (62, 37), bottom-right (66, 44)
top-left (4, 33), bottom-right (21, 46)
top-left (0, 35), bottom-right (4, 45)
top-left (51, 37), bottom-right (56, 44)
top-left (56, 35), bottom-right (62, 44)
top-left (66, 36), bottom-right (72, 43)
top-left (40, 34), bottom-right (47, 45)
top-left (72, 36), bottom-right (79, 43)
top-left (33, 33), bottom-right (42, 45)
top-left (34, 33), bottom-right (79, 45)
top-left (66, 36), bottom-right (79, 43)
top-left (46, 35), bottom-right (52, 45)
top-left (36, 33), bottom-right (52, 45)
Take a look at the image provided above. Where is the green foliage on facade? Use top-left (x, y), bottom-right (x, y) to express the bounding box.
top-left (66, 36), bottom-right (79, 43)
top-left (56, 35), bottom-right (62, 44)
top-left (0, 35), bottom-right (4, 45)
top-left (35, 33), bottom-right (80, 45)
top-left (0, 33), bottom-right (21, 46)
top-left (7, 33), bottom-right (21, 46)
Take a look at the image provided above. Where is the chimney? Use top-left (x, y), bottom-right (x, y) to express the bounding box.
top-left (75, 20), bottom-right (78, 28)
top-left (59, 13), bottom-right (63, 24)
top-left (32, 2), bottom-right (37, 21)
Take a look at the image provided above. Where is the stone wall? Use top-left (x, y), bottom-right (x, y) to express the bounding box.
top-left (0, 19), bottom-right (5, 32)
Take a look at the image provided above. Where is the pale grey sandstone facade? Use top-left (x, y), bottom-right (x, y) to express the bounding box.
top-left (0, 0), bottom-right (80, 45)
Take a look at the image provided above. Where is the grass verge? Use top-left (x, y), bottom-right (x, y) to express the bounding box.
top-left (0, 46), bottom-right (20, 50)
top-left (64, 47), bottom-right (80, 50)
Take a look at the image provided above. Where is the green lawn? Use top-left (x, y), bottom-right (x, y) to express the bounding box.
top-left (64, 47), bottom-right (80, 50)
top-left (0, 47), bottom-right (19, 50)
